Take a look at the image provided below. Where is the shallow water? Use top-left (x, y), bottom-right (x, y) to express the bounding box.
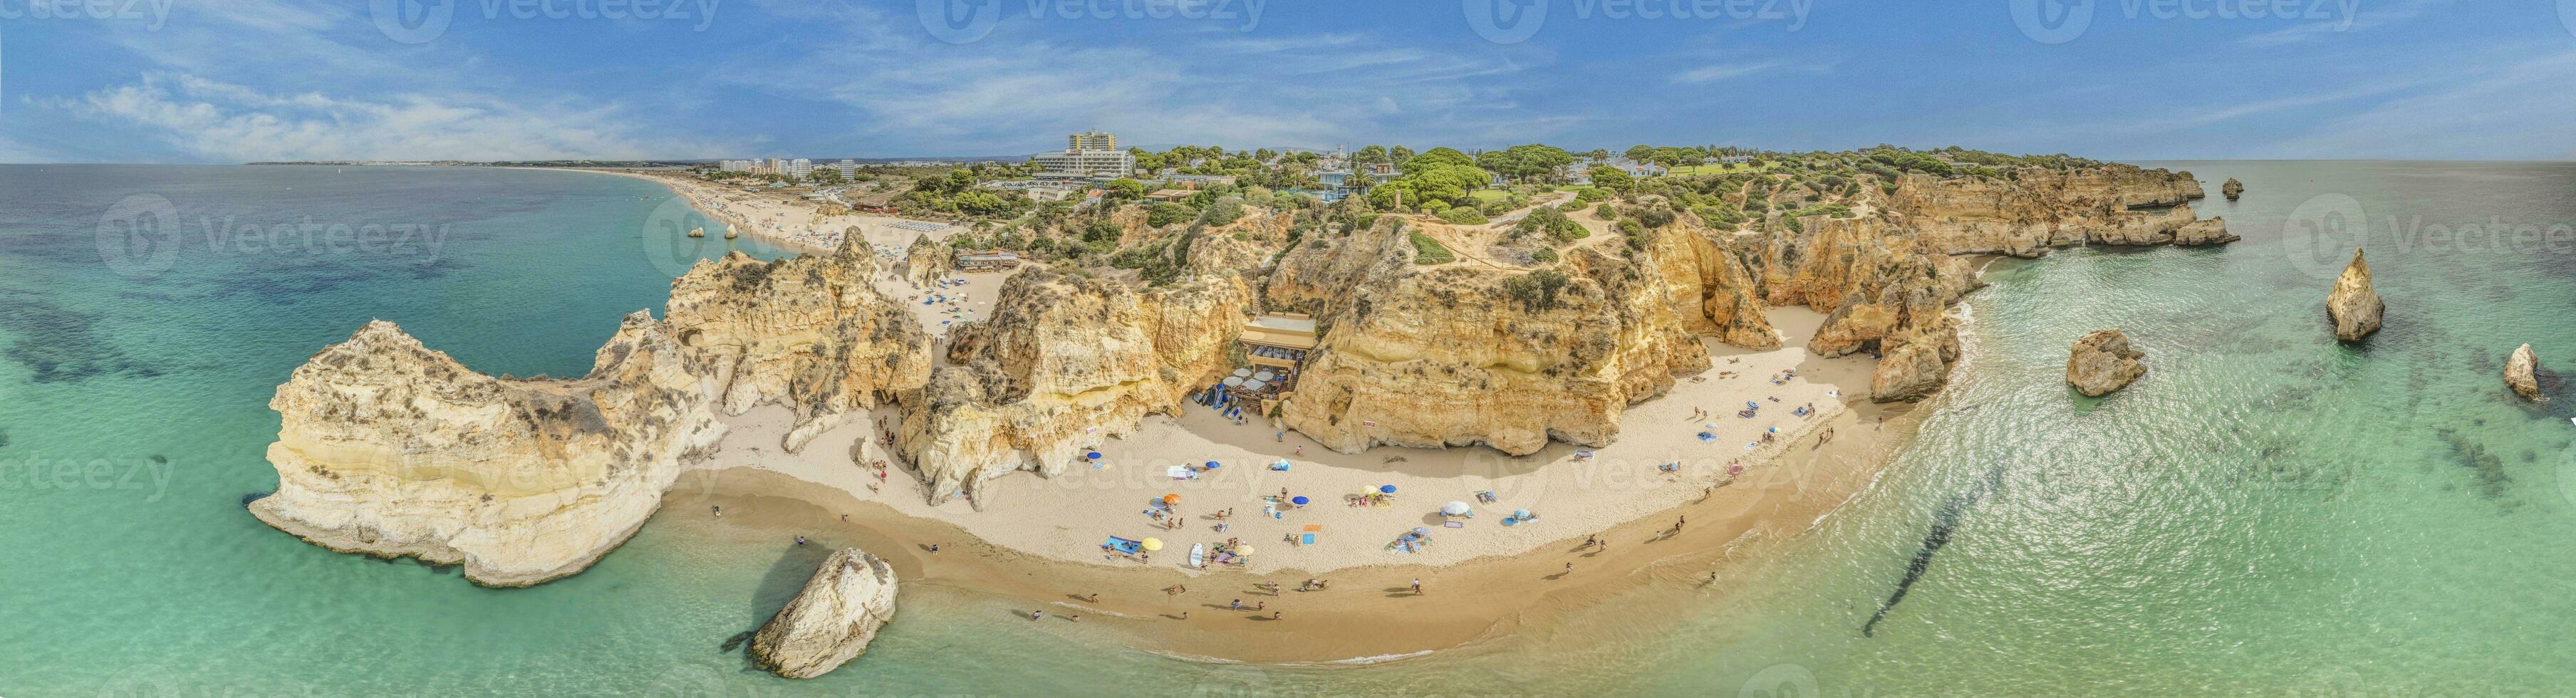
top-left (3, 162), bottom-right (2571, 695)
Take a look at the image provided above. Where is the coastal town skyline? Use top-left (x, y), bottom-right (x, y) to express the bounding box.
top-left (2, 1), bottom-right (2570, 164)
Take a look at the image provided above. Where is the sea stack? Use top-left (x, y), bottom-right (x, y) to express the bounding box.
top-left (2507, 343), bottom-right (2543, 400)
top-left (2065, 328), bottom-right (2147, 397)
top-left (750, 548), bottom-right (900, 679)
top-left (2222, 178), bottom-right (2243, 200)
top-left (724, 225), bottom-right (739, 239)
top-left (687, 226), bottom-right (706, 238)
top-left (2326, 249), bottom-right (2384, 341)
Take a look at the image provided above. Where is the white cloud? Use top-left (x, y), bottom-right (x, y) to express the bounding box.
top-left (48, 73), bottom-right (730, 162)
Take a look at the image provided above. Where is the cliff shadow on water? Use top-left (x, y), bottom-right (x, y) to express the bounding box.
top-left (1860, 463), bottom-right (2007, 637)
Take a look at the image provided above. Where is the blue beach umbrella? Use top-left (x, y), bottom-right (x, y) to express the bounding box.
top-left (1292, 496), bottom-right (1310, 505)
top-left (1379, 485), bottom-right (1397, 494)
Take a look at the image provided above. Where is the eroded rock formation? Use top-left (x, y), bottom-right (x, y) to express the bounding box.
top-left (2066, 328), bottom-right (2146, 397)
top-left (665, 243), bottom-right (933, 452)
top-left (1272, 226), bottom-right (1726, 454)
top-left (2508, 343), bottom-right (2543, 400)
top-left (2327, 249), bottom-right (2383, 341)
top-left (249, 312), bottom-right (725, 586)
top-left (898, 271), bottom-right (1250, 506)
top-left (751, 548), bottom-right (900, 679)
top-left (2223, 178), bottom-right (2244, 200)
top-left (900, 233), bottom-right (951, 284)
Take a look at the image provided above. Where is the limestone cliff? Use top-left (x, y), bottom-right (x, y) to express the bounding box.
top-left (751, 548), bottom-right (899, 679)
top-left (1883, 169), bottom-right (2236, 257)
top-left (2066, 328), bottom-right (2146, 397)
top-left (666, 241), bottom-right (933, 452)
top-left (1269, 222), bottom-right (1744, 454)
top-left (2507, 344), bottom-right (2542, 401)
top-left (898, 271), bottom-right (1250, 506)
top-left (2327, 249), bottom-right (2383, 341)
top-left (2223, 178), bottom-right (2244, 200)
top-left (249, 312), bottom-right (724, 587)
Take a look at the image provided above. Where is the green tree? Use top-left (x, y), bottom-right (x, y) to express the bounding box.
top-left (1624, 145), bottom-right (1655, 163)
top-left (1104, 178), bottom-right (1146, 202)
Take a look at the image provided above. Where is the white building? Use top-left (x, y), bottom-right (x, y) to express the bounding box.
top-left (788, 158), bottom-right (814, 179)
top-left (719, 160), bottom-right (754, 172)
top-left (832, 160), bottom-right (858, 177)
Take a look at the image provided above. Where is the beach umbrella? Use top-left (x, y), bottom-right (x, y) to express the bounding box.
top-left (1441, 501), bottom-right (1472, 516)
top-left (1235, 546), bottom-right (1254, 556)
top-left (1411, 527), bottom-right (1431, 536)
top-left (1086, 452), bottom-right (1103, 461)
top-left (1141, 538), bottom-right (1164, 551)
top-left (1163, 494), bottom-right (1181, 505)
top-left (1205, 461), bottom-right (1221, 469)
top-left (1380, 484), bottom-right (1397, 494)
top-left (1514, 509), bottom-right (1531, 519)
top-left (1746, 401), bottom-right (1760, 409)
top-left (1291, 496), bottom-right (1310, 506)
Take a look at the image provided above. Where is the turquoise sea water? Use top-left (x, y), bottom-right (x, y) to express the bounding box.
top-left (4, 162), bottom-right (2573, 695)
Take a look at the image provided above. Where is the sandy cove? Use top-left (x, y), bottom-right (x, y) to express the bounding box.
top-left (655, 308), bottom-right (1921, 662)
top-left (564, 165), bottom-right (1926, 662)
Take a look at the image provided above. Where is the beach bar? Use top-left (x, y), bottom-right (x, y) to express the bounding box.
top-left (953, 249), bottom-right (1022, 272)
top-left (1238, 313), bottom-right (1315, 370)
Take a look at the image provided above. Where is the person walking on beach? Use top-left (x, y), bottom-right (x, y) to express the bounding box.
top-left (1030, 610), bottom-right (1044, 621)
top-left (1564, 562), bottom-right (1574, 574)
top-left (1231, 599), bottom-right (1242, 610)
top-left (1583, 534), bottom-right (1597, 548)
top-left (1410, 578), bottom-right (1422, 595)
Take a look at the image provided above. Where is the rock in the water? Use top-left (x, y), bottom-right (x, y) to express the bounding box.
top-left (2065, 328), bottom-right (2146, 397)
top-left (752, 548), bottom-right (899, 679)
top-left (249, 313), bottom-right (726, 587)
top-left (2507, 343), bottom-right (2543, 400)
top-left (2326, 249), bottom-right (2383, 341)
top-left (2222, 178), bottom-right (2243, 200)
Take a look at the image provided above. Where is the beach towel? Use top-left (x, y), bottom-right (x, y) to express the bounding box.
top-left (1443, 521), bottom-right (1463, 528)
top-left (1300, 533), bottom-right (1316, 545)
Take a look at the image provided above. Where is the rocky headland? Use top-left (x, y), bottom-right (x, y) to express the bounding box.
top-left (248, 312), bottom-right (725, 587)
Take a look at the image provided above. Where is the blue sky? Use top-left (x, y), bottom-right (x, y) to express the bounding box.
top-left (0, 0), bottom-right (2570, 163)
